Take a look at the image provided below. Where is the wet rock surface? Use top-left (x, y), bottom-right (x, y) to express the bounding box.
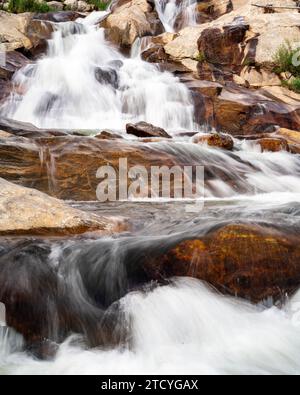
top-left (193, 132), bottom-right (234, 150)
top-left (142, 222), bottom-right (300, 303)
top-left (126, 121), bottom-right (172, 138)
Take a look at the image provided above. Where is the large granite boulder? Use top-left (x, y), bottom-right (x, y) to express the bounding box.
top-left (0, 178), bottom-right (124, 236)
top-left (101, 0), bottom-right (163, 48)
top-left (0, 11), bottom-right (55, 56)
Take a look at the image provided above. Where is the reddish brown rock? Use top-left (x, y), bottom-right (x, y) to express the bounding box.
top-left (213, 84), bottom-right (300, 135)
top-left (95, 131), bottom-right (124, 140)
top-left (276, 128), bottom-right (300, 154)
top-left (0, 128), bottom-right (248, 200)
top-left (197, 17), bottom-right (250, 82)
top-left (0, 133), bottom-right (178, 200)
top-left (193, 132), bottom-right (234, 150)
top-left (198, 18), bottom-right (249, 66)
top-left (25, 18), bottom-right (55, 56)
top-left (143, 223), bottom-right (300, 302)
top-left (141, 44), bottom-right (169, 63)
top-left (126, 122), bottom-right (171, 139)
top-left (257, 137), bottom-right (289, 153)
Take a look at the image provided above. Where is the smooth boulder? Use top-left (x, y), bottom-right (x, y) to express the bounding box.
top-left (0, 178), bottom-right (123, 236)
top-left (126, 121), bottom-right (171, 138)
top-left (193, 132), bottom-right (234, 150)
top-left (143, 223), bottom-right (300, 302)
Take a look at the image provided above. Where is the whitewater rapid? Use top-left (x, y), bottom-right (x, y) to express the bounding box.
top-left (2, 278), bottom-right (300, 375)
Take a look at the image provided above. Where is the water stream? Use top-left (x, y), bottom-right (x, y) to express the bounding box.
top-left (0, 11), bottom-right (194, 132)
top-left (1, 10), bottom-right (300, 375)
top-left (154, 0), bottom-right (197, 32)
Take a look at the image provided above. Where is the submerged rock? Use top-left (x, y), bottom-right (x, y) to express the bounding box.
top-left (95, 67), bottom-right (119, 89)
top-left (126, 121), bottom-right (171, 138)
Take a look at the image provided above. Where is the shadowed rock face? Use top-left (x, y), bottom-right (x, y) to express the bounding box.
top-left (213, 84), bottom-right (300, 135)
top-left (0, 51), bottom-right (30, 80)
top-left (32, 11), bottom-right (84, 23)
top-left (0, 80), bottom-right (12, 106)
top-left (198, 17), bottom-right (249, 71)
top-left (142, 223), bottom-right (300, 303)
top-left (126, 121), bottom-right (172, 138)
top-left (184, 76), bottom-right (300, 135)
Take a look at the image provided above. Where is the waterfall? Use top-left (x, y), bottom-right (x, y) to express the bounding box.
top-left (0, 12), bottom-right (194, 132)
top-left (1, 10), bottom-right (300, 376)
top-left (154, 0), bottom-right (198, 32)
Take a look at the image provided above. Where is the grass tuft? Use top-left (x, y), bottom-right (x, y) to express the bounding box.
top-left (8, 0), bottom-right (52, 13)
top-left (87, 0), bottom-right (109, 11)
top-left (273, 41), bottom-right (300, 94)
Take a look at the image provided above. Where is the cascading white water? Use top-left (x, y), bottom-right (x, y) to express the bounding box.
top-left (152, 138), bottom-right (300, 199)
top-left (0, 12), bottom-right (194, 132)
top-left (1, 10), bottom-right (300, 376)
top-left (2, 278), bottom-right (300, 375)
top-left (154, 0), bottom-right (197, 32)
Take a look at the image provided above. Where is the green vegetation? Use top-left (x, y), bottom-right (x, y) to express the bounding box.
top-left (273, 41), bottom-right (300, 76)
top-left (194, 51), bottom-right (206, 63)
top-left (242, 57), bottom-right (255, 67)
top-left (290, 78), bottom-right (300, 94)
top-left (87, 0), bottom-right (108, 11)
top-left (7, 0), bottom-right (52, 13)
top-left (273, 41), bottom-right (300, 94)
top-left (2, 0), bottom-right (109, 13)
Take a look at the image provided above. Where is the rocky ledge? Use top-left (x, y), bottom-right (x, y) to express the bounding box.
top-left (0, 177), bottom-right (126, 235)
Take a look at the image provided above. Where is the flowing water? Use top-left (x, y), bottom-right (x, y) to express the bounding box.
top-left (154, 0), bottom-right (197, 32)
top-left (0, 11), bottom-right (194, 132)
top-left (1, 11), bottom-right (300, 375)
